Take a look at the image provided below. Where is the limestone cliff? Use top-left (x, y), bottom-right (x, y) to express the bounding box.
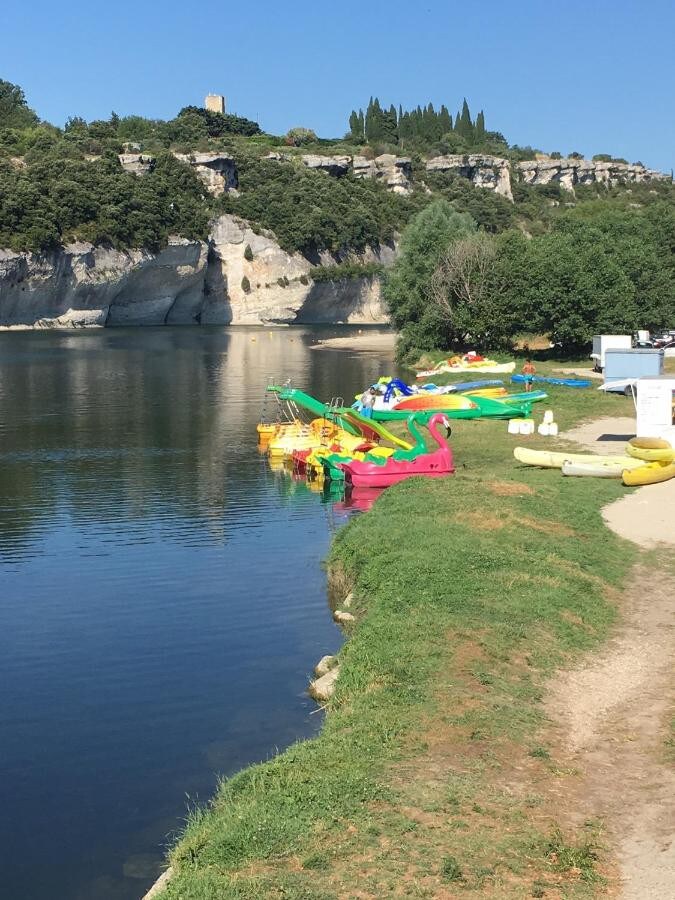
top-left (426, 154), bottom-right (513, 199)
top-left (426, 154), bottom-right (669, 200)
top-left (516, 158), bottom-right (670, 190)
top-left (0, 216), bottom-right (391, 328)
top-left (266, 152), bottom-right (413, 194)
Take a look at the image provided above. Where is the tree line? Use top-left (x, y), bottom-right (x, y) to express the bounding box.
top-left (385, 197), bottom-right (675, 355)
top-left (348, 97), bottom-right (491, 149)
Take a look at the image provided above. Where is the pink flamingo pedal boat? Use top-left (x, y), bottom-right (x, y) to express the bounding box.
top-left (339, 414), bottom-right (454, 488)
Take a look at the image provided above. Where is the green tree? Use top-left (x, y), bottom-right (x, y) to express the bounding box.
top-left (456, 98), bottom-right (474, 142)
top-left (475, 110), bottom-right (486, 143)
top-left (0, 79), bottom-right (39, 129)
top-left (384, 200), bottom-right (477, 355)
top-left (428, 231), bottom-right (506, 346)
top-left (285, 127), bottom-right (317, 146)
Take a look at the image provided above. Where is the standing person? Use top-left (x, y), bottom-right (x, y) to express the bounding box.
top-left (522, 358), bottom-right (536, 392)
top-left (360, 387), bottom-right (377, 418)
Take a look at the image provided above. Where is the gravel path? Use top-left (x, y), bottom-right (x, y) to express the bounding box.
top-left (562, 416), bottom-right (675, 549)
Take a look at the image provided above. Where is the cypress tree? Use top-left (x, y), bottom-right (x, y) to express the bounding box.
top-left (475, 110), bottom-right (486, 143)
top-left (385, 103), bottom-right (398, 143)
top-left (348, 110), bottom-right (360, 139)
top-left (438, 104), bottom-right (452, 134)
top-left (358, 109), bottom-right (365, 140)
top-left (458, 98), bottom-right (474, 142)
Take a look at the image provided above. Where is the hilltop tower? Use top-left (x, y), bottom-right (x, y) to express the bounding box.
top-left (205, 94), bottom-right (225, 115)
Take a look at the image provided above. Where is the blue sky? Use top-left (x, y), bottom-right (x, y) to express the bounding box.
top-left (3, 0), bottom-right (674, 172)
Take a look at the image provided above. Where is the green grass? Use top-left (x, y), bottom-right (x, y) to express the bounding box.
top-left (162, 366), bottom-right (640, 899)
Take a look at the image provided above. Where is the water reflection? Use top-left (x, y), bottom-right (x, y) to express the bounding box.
top-left (0, 326), bottom-right (395, 900)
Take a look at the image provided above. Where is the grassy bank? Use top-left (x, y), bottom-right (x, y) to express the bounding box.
top-left (162, 364), bottom-right (642, 898)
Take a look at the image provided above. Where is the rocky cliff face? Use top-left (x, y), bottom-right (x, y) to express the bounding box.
top-left (266, 152), bottom-right (413, 194)
top-left (426, 154), bottom-right (513, 199)
top-left (173, 153), bottom-right (238, 196)
top-left (0, 216), bottom-right (391, 329)
top-left (516, 158), bottom-right (670, 191)
top-left (425, 154), bottom-right (668, 200)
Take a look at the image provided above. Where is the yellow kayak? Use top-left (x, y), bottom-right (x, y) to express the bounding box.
top-left (514, 446), bottom-right (644, 470)
top-left (622, 462), bottom-right (675, 486)
top-left (625, 442), bottom-right (674, 463)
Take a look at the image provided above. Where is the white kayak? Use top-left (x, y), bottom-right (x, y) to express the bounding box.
top-left (514, 446), bottom-right (644, 470)
top-left (562, 462), bottom-right (626, 478)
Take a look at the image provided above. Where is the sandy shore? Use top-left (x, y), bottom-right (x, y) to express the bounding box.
top-left (561, 416), bottom-right (675, 548)
top-left (311, 332), bottom-right (396, 353)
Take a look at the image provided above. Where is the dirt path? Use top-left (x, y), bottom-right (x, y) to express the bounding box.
top-left (561, 416), bottom-right (675, 549)
top-left (547, 568), bottom-right (675, 898)
top-left (548, 417), bottom-right (675, 897)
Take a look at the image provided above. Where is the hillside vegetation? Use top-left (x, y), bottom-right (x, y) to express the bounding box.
top-left (0, 78), bottom-right (673, 350)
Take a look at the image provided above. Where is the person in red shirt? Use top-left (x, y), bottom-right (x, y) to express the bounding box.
top-left (522, 359), bottom-right (536, 392)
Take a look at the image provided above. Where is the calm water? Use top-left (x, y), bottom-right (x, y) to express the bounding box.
top-left (0, 326), bottom-right (395, 900)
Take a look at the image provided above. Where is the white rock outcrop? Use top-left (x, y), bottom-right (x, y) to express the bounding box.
top-left (426, 154), bottom-right (513, 200)
top-left (353, 154), bottom-right (412, 194)
top-left (516, 158), bottom-right (669, 191)
top-left (118, 153), bottom-right (156, 176)
top-left (266, 151), bottom-right (413, 193)
top-left (0, 216), bottom-right (392, 328)
top-left (173, 153), bottom-right (238, 196)
top-left (301, 154), bottom-right (351, 176)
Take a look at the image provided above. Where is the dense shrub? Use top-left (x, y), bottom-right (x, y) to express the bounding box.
top-left (222, 154), bottom-right (423, 255)
top-left (0, 147), bottom-right (209, 253)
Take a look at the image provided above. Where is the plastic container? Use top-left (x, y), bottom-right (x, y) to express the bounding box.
top-left (538, 423), bottom-right (550, 436)
top-left (507, 419), bottom-right (520, 434)
top-left (543, 409), bottom-right (554, 425)
top-left (549, 423), bottom-right (559, 436)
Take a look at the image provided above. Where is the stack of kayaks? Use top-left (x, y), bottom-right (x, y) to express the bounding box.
top-left (513, 438), bottom-right (675, 486)
top-left (622, 438), bottom-right (675, 486)
top-left (514, 446), bottom-right (643, 478)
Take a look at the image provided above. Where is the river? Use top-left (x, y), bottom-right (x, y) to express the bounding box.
top-left (0, 326), bottom-right (396, 900)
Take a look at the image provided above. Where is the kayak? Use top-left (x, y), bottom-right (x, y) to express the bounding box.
top-left (562, 462), bottom-right (627, 478)
top-left (622, 462), bottom-right (675, 486)
top-left (514, 446), bottom-right (644, 470)
top-left (626, 443), bottom-right (674, 463)
top-left (511, 374), bottom-right (592, 389)
top-left (439, 379), bottom-right (504, 392)
top-left (416, 361), bottom-right (515, 378)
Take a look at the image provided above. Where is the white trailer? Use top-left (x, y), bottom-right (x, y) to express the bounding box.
top-left (591, 334), bottom-right (632, 371)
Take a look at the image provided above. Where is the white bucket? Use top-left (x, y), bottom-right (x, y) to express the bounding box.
top-left (507, 419), bottom-right (520, 434)
top-left (549, 422), bottom-right (559, 436)
top-left (538, 423), bottom-right (550, 436)
top-left (543, 409), bottom-right (554, 425)
top-left (519, 419), bottom-right (535, 435)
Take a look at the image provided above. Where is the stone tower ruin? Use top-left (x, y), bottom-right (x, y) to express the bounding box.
top-left (205, 94), bottom-right (225, 115)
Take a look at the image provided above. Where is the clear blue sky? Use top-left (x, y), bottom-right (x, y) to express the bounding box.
top-left (4, 0), bottom-right (674, 172)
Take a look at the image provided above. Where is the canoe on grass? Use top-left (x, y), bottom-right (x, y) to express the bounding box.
top-left (514, 446), bottom-right (644, 470)
top-left (512, 374), bottom-right (592, 389)
top-left (622, 462), bottom-right (675, 486)
top-left (562, 462), bottom-right (628, 478)
top-left (625, 443), bottom-right (674, 463)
